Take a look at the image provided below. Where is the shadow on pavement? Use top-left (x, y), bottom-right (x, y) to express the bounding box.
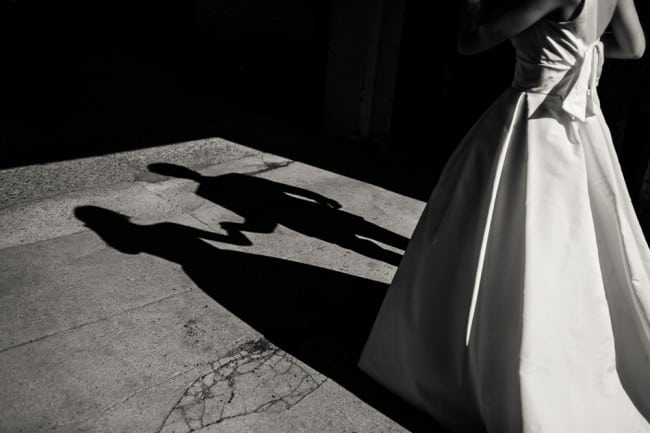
top-left (74, 205), bottom-right (450, 433)
top-left (148, 163), bottom-right (409, 266)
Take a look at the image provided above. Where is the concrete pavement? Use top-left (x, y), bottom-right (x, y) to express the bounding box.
top-left (0, 138), bottom-right (444, 433)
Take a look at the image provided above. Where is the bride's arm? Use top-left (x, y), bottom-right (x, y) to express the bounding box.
top-left (457, 0), bottom-right (570, 55)
top-left (603, 0), bottom-right (645, 59)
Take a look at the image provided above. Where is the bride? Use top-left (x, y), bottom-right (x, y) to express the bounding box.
top-left (358, 0), bottom-right (648, 431)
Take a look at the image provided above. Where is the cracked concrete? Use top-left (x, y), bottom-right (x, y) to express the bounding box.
top-left (159, 338), bottom-right (327, 433)
top-left (0, 138), bottom-right (425, 433)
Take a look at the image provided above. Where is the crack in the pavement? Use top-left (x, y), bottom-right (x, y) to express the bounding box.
top-left (176, 158), bottom-right (295, 187)
top-left (158, 337), bottom-right (326, 433)
top-left (52, 363), bottom-right (205, 432)
top-left (243, 158), bottom-right (294, 176)
top-left (0, 288), bottom-right (194, 354)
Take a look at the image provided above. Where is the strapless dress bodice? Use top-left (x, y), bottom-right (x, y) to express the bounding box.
top-left (510, 18), bottom-right (604, 121)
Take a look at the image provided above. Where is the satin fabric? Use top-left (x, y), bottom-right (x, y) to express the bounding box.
top-left (358, 0), bottom-right (650, 431)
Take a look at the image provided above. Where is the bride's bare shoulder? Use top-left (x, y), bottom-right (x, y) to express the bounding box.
top-left (458, 0), bottom-right (566, 55)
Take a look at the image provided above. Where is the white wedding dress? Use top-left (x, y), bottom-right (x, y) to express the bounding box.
top-left (358, 0), bottom-right (650, 431)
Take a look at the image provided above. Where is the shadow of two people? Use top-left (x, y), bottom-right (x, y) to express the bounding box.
top-left (147, 163), bottom-right (409, 266)
top-left (74, 203), bottom-right (444, 433)
top-left (73, 165), bottom-right (447, 431)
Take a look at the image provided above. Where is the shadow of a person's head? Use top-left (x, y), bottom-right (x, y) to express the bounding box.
top-left (74, 205), bottom-right (142, 254)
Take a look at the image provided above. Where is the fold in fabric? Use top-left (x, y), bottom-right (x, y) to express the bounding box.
top-left (358, 88), bottom-right (650, 432)
top-left (359, 1), bottom-right (650, 429)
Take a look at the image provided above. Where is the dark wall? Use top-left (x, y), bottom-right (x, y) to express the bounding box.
top-left (194, 0), bottom-right (331, 124)
top-left (1, 0), bottom-right (330, 167)
top-left (390, 2), bottom-right (515, 176)
top-left (3, 0), bottom-right (197, 115)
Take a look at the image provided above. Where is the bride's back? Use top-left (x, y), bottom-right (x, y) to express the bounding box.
top-left (554, 0), bottom-right (617, 34)
top-left (457, 0), bottom-right (643, 57)
top-left (482, 0), bottom-right (620, 37)
top-left (594, 0), bottom-right (618, 34)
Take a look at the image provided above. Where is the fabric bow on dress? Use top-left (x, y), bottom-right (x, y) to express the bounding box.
top-left (561, 40), bottom-right (605, 122)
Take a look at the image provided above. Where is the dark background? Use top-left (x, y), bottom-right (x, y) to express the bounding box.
top-left (1, 0), bottom-right (649, 208)
top-left (1, 0), bottom-right (330, 165)
top-left (1, 2), bottom-right (649, 431)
